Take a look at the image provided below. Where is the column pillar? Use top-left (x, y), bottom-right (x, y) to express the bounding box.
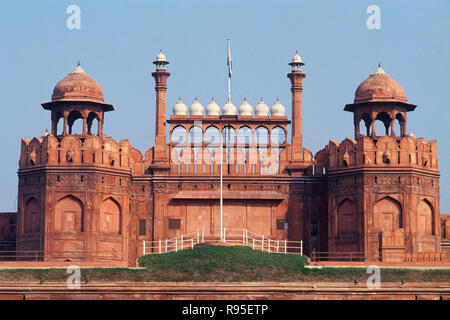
top-left (390, 117), bottom-right (395, 136)
top-left (402, 113), bottom-right (407, 136)
top-left (82, 116), bottom-right (87, 135)
top-left (287, 70), bottom-right (306, 161)
top-left (98, 116), bottom-right (103, 137)
top-left (51, 116), bottom-right (57, 135)
top-left (354, 114), bottom-right (360, 139)
top-left (63, 112), bottom-right (68, 136)
top-left (371, 113), bottom-right (376, 138)
top-left (152, 69), bottom-right (171, 162)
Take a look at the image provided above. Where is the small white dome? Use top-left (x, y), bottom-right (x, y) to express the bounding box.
top-left (206, 97), bottom-right (220, 116)
top-left (155, 50), bottom-right (167, 62)
top-left (271, 98), bottom-right (285, 116)
top-left (189, 97), bottom-right (204, 116)
top-left (238, 98), bottom-right (253, 116)
top-left (173, 98), bottom-right (187, 115)
top-left (70, 62), bottom-right (86, 75)
top-left (222, 99), bottom-right (236, 115)
top-left (254, 98), bottom-right (269, 116)
top-left (373, 64), bottom-right (386, 75)
top-left (292, 51), bottom-right (303, 64)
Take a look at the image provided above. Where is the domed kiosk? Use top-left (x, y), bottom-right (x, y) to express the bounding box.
top-left (344, 64), bottom-right (416, 139)
top-left (41, 62), bottom-right (113, 137)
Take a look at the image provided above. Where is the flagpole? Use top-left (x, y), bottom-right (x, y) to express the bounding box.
top-left (220, 129), bottom-right (223, 239)
top-left (228, 77), bottom-right (231, 102)
top-left (227, 38), bottom-right (231, 102)
top-left (221, 38), bottom-right (231, 240)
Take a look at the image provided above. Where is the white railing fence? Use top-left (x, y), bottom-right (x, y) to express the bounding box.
top-left (141, 228), bottom-right (303, 256)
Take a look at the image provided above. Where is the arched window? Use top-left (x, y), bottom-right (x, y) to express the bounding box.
top-left (204, 126), bottom-right (220, 163)
top-left (270, 126), bottom-right (286, 145)
top-left (189, 126), bottom-right (203, 145)
top-left (204, 126), bottom-right (220, 145)
top-left (24, 198), bottom-right (40, 233)
top-left (53, 111), bottom-right (64, 136)
top-left (359, 113), bottom-right (371, 136)
top-left (87, 112), bottom-right (99, 135)
top-left (171, 126), bottom-right (187, 145)
top-left (396, 113), bottom-right (404, 136)
top-left (68, 110), bottom-right (83, 135)
top-left (222, 126), bottom-right (236, 145)
top-left (374, 112), bottom-right (391, 136)
top-left (255, 126), bottom-right (269, 146)
top-left (237, 126), bottom-right (252, 145)
top-left (54, 195), bottom-right (83, 232)
top-left (373, 197), bottom-right (402, 232)
top-left (418, 200), bottom-right (434, 235)
top-left (100, 198), bottom-right (121, 234)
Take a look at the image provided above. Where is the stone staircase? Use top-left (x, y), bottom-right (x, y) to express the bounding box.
top-left (200, 235), bottom-right (250, 247)
top-left (142, 229), bottom-right (303, 255)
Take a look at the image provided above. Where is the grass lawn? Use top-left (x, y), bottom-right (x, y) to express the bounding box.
top-left (0, 245), bottom-right (448, 283)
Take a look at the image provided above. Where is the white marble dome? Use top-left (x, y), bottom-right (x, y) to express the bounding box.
top-left (238, 98), bottom-right (253, 116)
top-left (271, 98), bottom-right (285, 116)
top-left (206, 97), bottom-right (220, 116)
top-left (189, 97), bottom-right (204, 116)
top-left (291, 51), bottom-right (303, 64)
top-left (222, 99), bottom-right (237, 115)
top-left (254, 98), bottom-right (269, 116)
top-left (173, 98), bottom-right (187, 115)
top-left (155, 50), bottom-right (167, 62)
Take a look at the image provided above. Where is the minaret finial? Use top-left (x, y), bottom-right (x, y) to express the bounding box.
top-left (77, 60), bottom-right (80, 67)
top-left (378, 61), bottom-right (381, 67)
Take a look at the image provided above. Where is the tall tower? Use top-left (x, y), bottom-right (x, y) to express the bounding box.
top-left (17, 63), bottom-right (135, 264)
top-left (316, 65), bottom-right (441, 262)
top-left (151, 51), bottom-right (170, 165)
top-left (286, 52), bottom-right (311, 176)
top-left (288, 52), bottom-right (306, 161)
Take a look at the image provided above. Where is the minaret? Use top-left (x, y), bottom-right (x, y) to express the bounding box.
top-left (152, 50), bottom-right (170, 162)
top-left (287, 51), bottom-right (306, 162)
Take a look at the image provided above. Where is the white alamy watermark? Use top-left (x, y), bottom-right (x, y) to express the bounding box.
top-left (66, 265), bottom-right (81, 289)
top-left (366, 265), bottom-right (381, 289)
top-left (66, 5), bottom-right (81, 30)
top-left (366, 5), bottom-right (381, 30)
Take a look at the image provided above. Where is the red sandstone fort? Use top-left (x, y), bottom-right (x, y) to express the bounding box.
top-left (1, 51), bottom-right (449, 266)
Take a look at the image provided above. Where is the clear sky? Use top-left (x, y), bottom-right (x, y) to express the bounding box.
top-left (0, 0), bottom-right (448, 212)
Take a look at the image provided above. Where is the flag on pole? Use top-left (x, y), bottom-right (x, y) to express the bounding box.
top-left (227, 39), bottom-right (232, 78)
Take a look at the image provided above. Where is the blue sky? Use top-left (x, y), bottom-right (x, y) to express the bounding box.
top-left (0, 0), bottom-right (448, 212)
